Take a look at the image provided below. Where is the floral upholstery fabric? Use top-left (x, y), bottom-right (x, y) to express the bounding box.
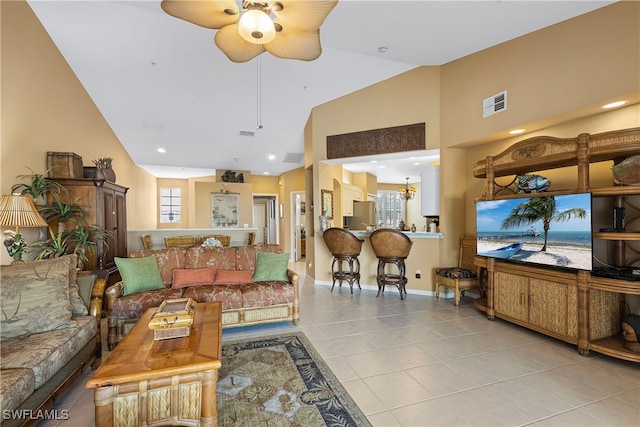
top-left (131, 247), bottom-right (187, 286)
top-left (108, 244), bottom-right (298, 350)
top-left (182, 285), bottom-right (243, 310)
top-left (241, 282), bottom-right (295, 307)
top-left (435, 267), bottom-right (477, 279)
top-left (0, 315), bottom-right (96, 389)
top-left (0, 368), bottom-right (35, 414)
top-left (0, 256), bottom-right (76, 340)
top-left (111, 288), bottom-right (183, 319)
top-left (185, 246), bottom-right (236, 270)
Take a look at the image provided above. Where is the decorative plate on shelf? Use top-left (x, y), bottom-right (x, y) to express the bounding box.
top-left (515, 174), bottom-right (551, 193)
top-left (612, 155), bottom-right (640, 185)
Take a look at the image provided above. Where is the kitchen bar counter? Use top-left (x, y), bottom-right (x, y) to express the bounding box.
top-left (349, 230), bottom-right (444, 239)
top-left (317, 228), bottom-right (444, 294)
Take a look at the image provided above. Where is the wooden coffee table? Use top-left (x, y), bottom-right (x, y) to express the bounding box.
top-left (86, 301), bottom-right (222, 427)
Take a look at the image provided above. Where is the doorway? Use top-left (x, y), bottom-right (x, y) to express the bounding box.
top-left (291, 192), bottom-right (305, 261)
top-left (253, 195), bottom-right (278, 244)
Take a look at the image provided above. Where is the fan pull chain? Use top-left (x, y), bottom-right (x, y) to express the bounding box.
top-left (256, 56), bottom-right (263, 130)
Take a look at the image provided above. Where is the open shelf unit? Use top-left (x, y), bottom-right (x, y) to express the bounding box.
top-left (473, 127), bottom-right (640, 362)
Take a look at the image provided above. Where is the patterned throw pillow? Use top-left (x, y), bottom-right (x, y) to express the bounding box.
top-left (0, 257), bottom-right (75, 340)
top-left (252, 252), bottom-right (290, 282)
top-left (172, 267), bottom-right (215, 288)
top-left (115, 255), bottom-right (166, 296)
top-left (214, 269), bottom-right (253, 284)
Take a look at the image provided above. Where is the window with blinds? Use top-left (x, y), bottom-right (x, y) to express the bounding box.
top-left (160, 187), bottom-right (181, 223)
top-left (376, 191), bottom-right (404, 228)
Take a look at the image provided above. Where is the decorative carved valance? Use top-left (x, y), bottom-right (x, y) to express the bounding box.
top-left (326, 123), bottom-right (425, 160)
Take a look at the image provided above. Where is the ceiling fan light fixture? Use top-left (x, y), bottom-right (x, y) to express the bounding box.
top-left (238, 9), bottom-right (276, 44)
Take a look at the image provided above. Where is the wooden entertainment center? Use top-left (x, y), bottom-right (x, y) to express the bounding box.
top-left (473, 127), bottom-right (640, 363)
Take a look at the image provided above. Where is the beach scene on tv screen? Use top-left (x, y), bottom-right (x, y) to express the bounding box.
top-left (476, 193), bottom-right (592, 271)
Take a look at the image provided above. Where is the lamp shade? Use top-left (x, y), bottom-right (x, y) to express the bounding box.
top-left (238, 9), bottom-right (276, 44)
top-left (0, 194), bottom-right (48, 229)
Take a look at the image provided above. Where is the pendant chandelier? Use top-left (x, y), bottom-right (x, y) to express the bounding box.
top-left (398, 178), bottom-right (416, 201)
top-left (161, 0), bottom-right (338, 63)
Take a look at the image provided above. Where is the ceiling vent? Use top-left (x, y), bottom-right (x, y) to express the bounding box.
top-left (239, 130), bottom-right (255, 137)
top-left (283, 152), bottom-right (304, 163)
top-left (482, 90), bottom-right (507, 118)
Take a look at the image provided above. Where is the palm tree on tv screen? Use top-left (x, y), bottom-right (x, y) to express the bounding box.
top-left (501, 196), bottom-right (587, 251)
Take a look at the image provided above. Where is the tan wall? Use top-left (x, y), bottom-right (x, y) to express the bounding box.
top-left (1, 1), bottom-right (157, 265)
top-left (193, 182), bottom-right (253, 228)
top-left (440, 1), bottom-right (640, 148)
top-left (308, 67), bottom-right (440, 282)
top-left (278, 167), bottom-right (305, 256)
top-left (464, 104), bottom-right (640, 236)
top-left (156, 178), bottom-right (190, 229)
top-left (308, 2), bottom-right (639, 284)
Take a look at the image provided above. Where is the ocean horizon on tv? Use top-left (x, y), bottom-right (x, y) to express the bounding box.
top-left (475, 193), bottom-right (592, 271)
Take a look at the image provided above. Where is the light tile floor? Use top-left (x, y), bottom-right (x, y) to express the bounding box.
top-left (41, 260), bottom-right (639, 426)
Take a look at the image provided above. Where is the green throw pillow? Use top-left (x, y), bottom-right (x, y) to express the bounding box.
top-left (253, 251), bottom-right (290, 282)
top-left (115, 255), bottom-right (166, 295)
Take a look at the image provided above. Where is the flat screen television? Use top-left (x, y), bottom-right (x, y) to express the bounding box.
top-left (475, 193), bottom-right (592, 271)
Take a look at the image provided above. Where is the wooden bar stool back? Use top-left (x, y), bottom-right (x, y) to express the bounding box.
top-left (322, 228), bottom-right (364, 293)
top-left (369, 228), bottom-right (413, 300)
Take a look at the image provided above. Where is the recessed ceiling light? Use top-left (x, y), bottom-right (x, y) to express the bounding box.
top-left (379, 165), bottom-right (386, 169)
top-left (263, 172), bottom-right (270, 175)
top-left (268, 154), bottom-right (276, 160)
top-left (378, 46), bottom-right (388, 53)
top-left (413, 162), bottom-right (421, 166)
top-left (509, 129), bottom-right (525, 135)
top-left (157, 148), bottom-right (166, 153)
top-left (602, 100), bottom-right (628, 109)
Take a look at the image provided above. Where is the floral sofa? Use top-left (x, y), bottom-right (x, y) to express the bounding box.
top-left (0, 255), bottom-right (106, 427)
top-left (105, 244), bottom-right (300, 350)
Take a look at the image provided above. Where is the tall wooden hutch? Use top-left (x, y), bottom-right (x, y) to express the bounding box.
top-left (51, 178), bottom-right (128, 277)
top-left (473, 127), bottom-right (640, 363)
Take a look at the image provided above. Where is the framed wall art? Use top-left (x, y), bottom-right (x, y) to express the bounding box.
top-left (321, 189), bottom-right (333, 219)
top-left (211, 193), bottom-right (239, 227)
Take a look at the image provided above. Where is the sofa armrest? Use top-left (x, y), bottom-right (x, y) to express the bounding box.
top-left (105, 281), bottom-right (124, 316)
top-left (76, 270), bottom-right (108, 320)
top-left (286, 268), bottom-right (300, 286)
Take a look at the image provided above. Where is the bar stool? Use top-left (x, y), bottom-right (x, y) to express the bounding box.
top-left (322, 228), bottom-right (364, 293)
top-left (369, 228), bottom-right (413, 300)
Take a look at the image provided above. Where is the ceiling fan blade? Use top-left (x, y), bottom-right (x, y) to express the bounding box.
top-left (272, 0), bottom-right (338, 31)
top-left (215, 24), bottom-right (266, 63)
top-left (265, 25), bottom-right (322, 61)
top-left (161, 0), bottom-right (239, 29)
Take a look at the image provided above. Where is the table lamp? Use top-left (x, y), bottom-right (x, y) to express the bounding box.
top-left (0, 194), bottom-right (48, 264)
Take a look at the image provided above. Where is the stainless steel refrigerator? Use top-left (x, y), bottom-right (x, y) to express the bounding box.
top-left (350, 201), bottom-right (377, 230)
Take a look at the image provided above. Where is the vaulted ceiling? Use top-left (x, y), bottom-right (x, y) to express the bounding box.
top-left (27, 0), bottom-right (614, 182)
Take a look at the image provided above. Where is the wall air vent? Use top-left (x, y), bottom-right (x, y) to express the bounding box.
top-left (239, 130), bottom-right (255, 137)
top-left (283, 152), bottom-right (304, 163)
top-left (482, 90), bottom-right (507, 118)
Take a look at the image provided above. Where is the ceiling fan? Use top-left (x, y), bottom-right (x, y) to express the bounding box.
top-left (161, 0), bottom-right (339, 63)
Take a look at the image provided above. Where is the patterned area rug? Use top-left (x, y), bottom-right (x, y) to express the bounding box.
top-left (218, 332), bottom-right (371, 427)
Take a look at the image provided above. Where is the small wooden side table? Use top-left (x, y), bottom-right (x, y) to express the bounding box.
top-left (86, 302), bottom-right (222, 426)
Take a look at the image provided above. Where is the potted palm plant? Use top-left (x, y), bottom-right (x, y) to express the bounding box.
top-left (37, 195), bottom-right (87, 233)
top-left (11, 168), bottom-right (67, 205)
top-left (66, 224), bottom-right (112, 270)
top-left (29, 228), bottom-right (69, 260)
top-left (12, 168), bottom-right (111, 269)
